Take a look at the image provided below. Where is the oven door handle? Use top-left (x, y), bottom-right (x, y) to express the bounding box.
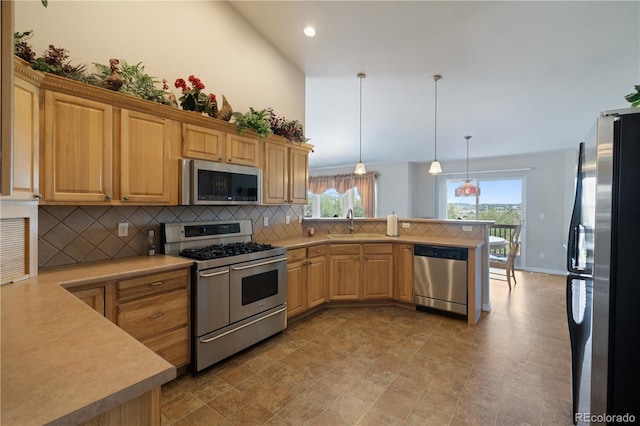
top-left (199, 305), bottom-right (287, 343)
top-left (230, 257), bottom-right (287, 271)
top-left (199, 269), bottom-right (230, 278)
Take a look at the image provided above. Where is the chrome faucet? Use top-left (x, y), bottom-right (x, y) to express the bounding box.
top-left (346, 209), bottom-right (354, 233)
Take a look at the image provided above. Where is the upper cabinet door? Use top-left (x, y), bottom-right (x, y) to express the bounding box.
top-left (119, 109), bottom-right (172, 204)
top-left (289, 146), bottom-right (309, 204)
top-left (225, 133), bottom-right (260, 167)
top-left (42, 91), bottom-right (113, 202)
top-left (9, 76), bottom-right (40, 200)
top-left (263, 141), bottom-right (288, 204)
top-left (182, 123), bottom-right (225, 162)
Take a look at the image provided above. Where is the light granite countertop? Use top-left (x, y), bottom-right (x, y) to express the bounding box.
top-left (0, 255), bottom-right (193, 426)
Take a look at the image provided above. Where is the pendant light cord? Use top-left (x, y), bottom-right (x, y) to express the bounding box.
top-left (359, 74), bottom-right (363, 163)
top-left (434, 77), bottom-right (438, 160)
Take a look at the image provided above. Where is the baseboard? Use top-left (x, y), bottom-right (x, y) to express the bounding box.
top-left (521, 266), bottom-right (565, 276)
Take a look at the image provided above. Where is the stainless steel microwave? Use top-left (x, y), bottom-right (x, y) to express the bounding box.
top-left (180, 159), bottom-right (262, 205)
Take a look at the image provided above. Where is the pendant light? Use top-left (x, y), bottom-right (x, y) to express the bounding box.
top-left (455, 135), bottom-right (481, 197)
top-left (354, 72), bottom-right (367, 175)
top-left (429, 74), bottom-right (443, 174)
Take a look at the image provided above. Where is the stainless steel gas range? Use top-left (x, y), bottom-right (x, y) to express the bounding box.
top-left (161, 220), bottom-right (287, 373)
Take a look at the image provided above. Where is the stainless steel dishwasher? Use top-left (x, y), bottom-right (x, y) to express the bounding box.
top-left (413, 245), bottom-right (468, 316)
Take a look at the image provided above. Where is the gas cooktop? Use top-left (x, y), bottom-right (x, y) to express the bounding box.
top-left (179, 242), bottom-right (275, 261)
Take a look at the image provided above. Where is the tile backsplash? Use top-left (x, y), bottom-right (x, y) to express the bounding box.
top-left (38, 205), bottom-right (303, 269)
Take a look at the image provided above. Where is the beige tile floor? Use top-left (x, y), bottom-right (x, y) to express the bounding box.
top-left (161, 272), bottom-right (572, 425)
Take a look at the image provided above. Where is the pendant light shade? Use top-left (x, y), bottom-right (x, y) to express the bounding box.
top-left (455, 135), bottom-right (481, 197)
top-left (429, 74), bottom-right (443, 174)
top-left (354, 72), bottom-right (367, 175)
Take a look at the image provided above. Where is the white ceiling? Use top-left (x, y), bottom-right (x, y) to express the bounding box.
top-left (229, 1), bottom-right (639, 170)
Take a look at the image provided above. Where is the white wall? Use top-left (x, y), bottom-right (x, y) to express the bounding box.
top-left (421, 149), bottom-right (575, 274)
top-left (309, 161), bottom-right (412, 218)
top-left (14, 1), bottom-right (305, 123)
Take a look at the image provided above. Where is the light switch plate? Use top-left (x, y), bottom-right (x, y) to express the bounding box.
top-left (263, 216), bottom-right (269, 227)
top-left (118, 222), bottom-right (128, 237)
top-left (402, 223), bottom-right (410, 228)
top-left (285, 215), bottom-right (290, 224)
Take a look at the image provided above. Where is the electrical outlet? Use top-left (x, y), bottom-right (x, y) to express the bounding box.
top-left (539, 252), bottom-right (545, 259)
top-left (299, 216), bottom-right (303, 224)
top-left (463, 226), bottom-right (473, 232)
top-left (402, 222), bottom-right (410, 229)
top-left (118, 222), bottom-right (128, 237)
top-left (539, 213), bottom-right (545, 220)
top-left (263, 216), bottom-right (269, 227)
top-left (285, 215), bottom-right (290, 224)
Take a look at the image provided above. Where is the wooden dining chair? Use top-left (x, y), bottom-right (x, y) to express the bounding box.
top-left (489, 225), bottom-right (521, 290)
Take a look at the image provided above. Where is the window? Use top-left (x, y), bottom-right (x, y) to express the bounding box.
top-left (305, 172), bottom-right (377, 218)
top-left (305, 188), bottom-right (365, 218)
top-left (446, 178), bottom-right (523, 225)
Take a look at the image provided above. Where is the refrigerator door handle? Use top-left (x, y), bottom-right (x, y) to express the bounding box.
top-left (566, 275), bottom-right (581, 425)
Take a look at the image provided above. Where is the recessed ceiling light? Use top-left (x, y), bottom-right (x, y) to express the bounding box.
top-left (303, 26), bottom-right (316, 37)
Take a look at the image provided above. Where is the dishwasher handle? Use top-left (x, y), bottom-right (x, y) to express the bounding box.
top-left (413, 245), bottom-right (468, 261)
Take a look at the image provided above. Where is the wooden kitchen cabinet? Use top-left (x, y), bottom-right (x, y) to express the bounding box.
top-left (181, 122), bottom-right (261, 168)
top-left (66, 281), bottom-right (117, 323)
top-left (393, 243), bottom-right (414, 303)
top-left (362, 244), bottom-right (393, 299)
top-left (182, 122), bottom-right (225, 161)
top-left (119, 109), bottom-right (172, 203)
top-left (6, 62), bottom-right (41, 200)
top-left (117, 267), bottom-right (190, 368)
top-left (329, 244), bottom-right (361, 300)
top-left (263, 140), bottom-right (309, 205)
top-left (41, 87), bottom-right (177, 205)
top-left (329, 243), bottom-right (394, 301)
top-left (306, 245), bottom-right (327, 308)
top-left (42, 90), bottom-right (114, 203)
top-left (225, 133), bottom-right (261, 167)
top-left (286, 245), bottom-right (327, 318)
top-left (286, 255), bottom-right (307, 318)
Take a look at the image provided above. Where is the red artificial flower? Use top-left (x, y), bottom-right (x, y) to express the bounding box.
top-left (194, 81), bottom-right (205, 90)
top-left (188, 75), bottom-right (196, 83)
top-left (209, 93), bottom-right (217, 103)
top-left (174, 78), bottom-right (187, 90)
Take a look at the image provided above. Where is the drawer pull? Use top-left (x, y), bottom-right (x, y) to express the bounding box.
top-left (148, 281), bottom-right (164, 287)
top-left (315, 249), bottom-right (321, 253)
top-left (148, 312), bottom-right (165, 320)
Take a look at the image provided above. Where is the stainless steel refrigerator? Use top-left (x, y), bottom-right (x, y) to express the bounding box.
top-left (567, 108), bottom-right (640, 425)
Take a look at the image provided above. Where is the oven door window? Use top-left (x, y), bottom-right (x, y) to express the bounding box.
top-left (242, 270), bottom-right (278, 305)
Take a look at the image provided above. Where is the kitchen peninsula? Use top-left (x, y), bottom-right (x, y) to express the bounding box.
top-left (0, 256), bottom-right (193, 425)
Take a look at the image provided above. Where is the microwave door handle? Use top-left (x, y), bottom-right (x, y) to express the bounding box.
top-left (231, 257), bottom-right (287, 271)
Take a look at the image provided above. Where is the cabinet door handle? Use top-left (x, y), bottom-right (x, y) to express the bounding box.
top-left (34, 194), bottom-right (42, 200)
top-left (105, 194), bottom-right (112, 201)
top-left (148, 312), bottom-right (164, 320)
top-left (123, 195), bottom-right (129, 201)
top-left (148, 281), bottom-right (164, 287)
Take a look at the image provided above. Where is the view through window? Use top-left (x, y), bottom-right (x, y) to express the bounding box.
top-left (305, 188), bottom-right (365, 218)
top-left (446, 178), bottom-right (523, 225)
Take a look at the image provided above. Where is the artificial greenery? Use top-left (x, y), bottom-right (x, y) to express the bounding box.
top-left (624, 85), bottom-right (640, 107)
top-left (29, 44), bottom-right (89, 81)
top-left (267, 108), bottom-right (307, 144)
top-left (14, 31), bottom-right (36, 62)
top-left (92, 60), bottom-right (171, 105)
top-left (232, 107), bottom-right (272, 138)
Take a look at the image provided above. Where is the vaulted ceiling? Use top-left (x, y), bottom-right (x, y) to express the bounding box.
top-left (230, 1), bottom-right (639, 169)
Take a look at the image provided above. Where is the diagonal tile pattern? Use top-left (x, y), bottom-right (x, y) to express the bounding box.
top-left (38, 205), bottom-right (304, 268)
top-left (160, 273), bottom-right (572, 425)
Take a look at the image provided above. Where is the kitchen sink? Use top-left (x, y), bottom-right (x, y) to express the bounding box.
top-left (325, 233), bottom-right (385, 239)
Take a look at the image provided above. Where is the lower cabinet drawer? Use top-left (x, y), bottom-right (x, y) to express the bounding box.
top-left (118, 289), bottom-right (188, 340)
top-left (141, 326), bottom-right (189, 368)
